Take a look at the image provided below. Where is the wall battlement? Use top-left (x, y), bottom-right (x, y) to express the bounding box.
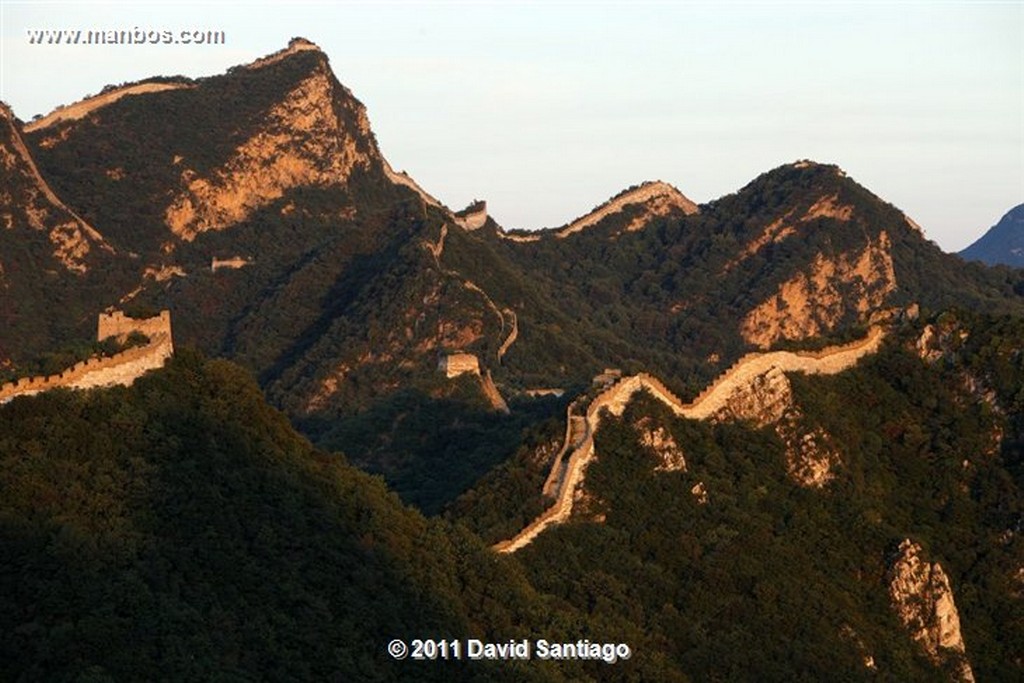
top-left (496, 326), bottom-right (885, 553)
top-left (454, 201), bottom-right (487, 231)
top-left (438, 352), bottom-right (480, 378)
top-left (97, 309), bottom-right (172, 342)
top-left (1, 311), bottom-right (174, 403)
top-left (211, 256), bottom-right (253, 272)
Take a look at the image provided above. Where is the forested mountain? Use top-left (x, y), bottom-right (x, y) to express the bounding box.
top-left (4, 39), bottom-right (1023, 510)
top-left (2, 39), bottom-right (1023, 681)
top-left (961, 204), bottom-right (1024, 268)
top-left (0, 352), bottom-right (640, 682)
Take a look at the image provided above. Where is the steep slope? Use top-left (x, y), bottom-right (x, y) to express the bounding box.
top-left (960, 204), bottom-right (1024, 267)
top-left (495, 326), bottom-right (885, 553)
top-left (453, 311), bottom-right (1023, 681)
top-left (0, 40), bottom-right (547, 513)
top-left (0, 103), bottom-right (112, 271)
top-left (6, 41), bottom-right (1023, 514)
top-left (25, 38), bottom-right (391, 256)
top-left (0, 103), bottom-right (132, 369)
top-left (16, 39), bottom-right (506, 405)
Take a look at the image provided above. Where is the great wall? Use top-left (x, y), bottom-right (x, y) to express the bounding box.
top-left (24, 82), bottom-right (193, 133)
top-left (453, 201), bottom-right (488, 231)
top-left (383, 159), bottom-right (444, 209)
top-left (425, 221), bottom-right (517, 411)
top-left (243, 37), bottom-right (321, 71)
top-left (556, 181), bottom-right (699, 238)
top-left (494, 326), bottom-right (885, 553)
top-left (2, 103), bottom-right (112, 273)
top-left (0, 311), bottom-right (174, 404)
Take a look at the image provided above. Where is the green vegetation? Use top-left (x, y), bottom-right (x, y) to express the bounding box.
top-left (497, 313), bottom-right (1023, 681)
top-left (1, 351), bottom-right (654, 682)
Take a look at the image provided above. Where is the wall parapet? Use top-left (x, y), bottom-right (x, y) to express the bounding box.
top-left (1, 310), bottom-right (174, 403)
top-left (495, 326), bottom-right (885, 553)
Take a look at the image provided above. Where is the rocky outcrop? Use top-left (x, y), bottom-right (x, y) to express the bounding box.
top-left (741, 232), bottom-right (896, 349)
top-left (776, 411), bottom-right (839, 487)
top-left (888, 539), bottom-right (974, 682)
top-left (164, 58), bottom-right (376, 240)
top-left (705, 364), bottom-right (839, 486)
top-left (634, 417), bottom-right (686, 472)
top-left (710, 364), bottom-right (792, 426)
top-left (915, 319), bottom-right (969, 364)
top-left (1, 103), bottom-right (112, 273)
top-left (726, 216), bottom-right (797, 272)
top-left (802, 193), bottom-right (854, 222)
top-left (690, 481), bottom-right (708, 504)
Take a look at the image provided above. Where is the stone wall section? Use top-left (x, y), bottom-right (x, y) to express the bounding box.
top-left (211, 256), bottom-right (253, 272)
top-left (556, 181), bottom-right (699, 238)
top-left (454, 202), bottom-right (488, 231)
top-left (24, 83), bottom-right (192, 133)
top-left (438, 353), bottom-right (480, 378)
top-left (497, 309), bottom-right (517, 362)
top-left (496, 326), bottom-right (884, 553)
top-left (0, 311), bottom-right (173, 403)
top-left (97, 310), bottom-right (172, 341)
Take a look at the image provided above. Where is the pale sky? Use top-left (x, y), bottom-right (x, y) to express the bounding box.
top-left (1, 0), bottom-right (1021, 251)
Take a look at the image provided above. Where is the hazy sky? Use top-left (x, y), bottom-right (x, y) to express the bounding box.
top-left (2, 1), bottom-right (1021, 251)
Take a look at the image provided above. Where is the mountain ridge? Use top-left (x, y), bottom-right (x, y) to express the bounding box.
top-left (3, 38), bottom-right (1023, 511)
top-left (2, 38), bottom-right (1023, 682)
top-left (960, 203), bottom-right (1024, 268)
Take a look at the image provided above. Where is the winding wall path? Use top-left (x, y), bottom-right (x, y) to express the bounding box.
top-left (494, 327), bottom-right (885, 553)
top-left (24, 82), bottom-right (192, 133)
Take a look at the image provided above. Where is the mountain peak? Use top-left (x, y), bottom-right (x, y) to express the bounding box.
top-left (19, 38), bottom-right (388, 251)
top-left (244, 37), bottom-right (323, 70)
top-left (960, 204), bottom-right (1024, 267)
top-left (556, 180), bottom-right (699, 238)
top-left (790, 158), bottom-right (846, 175)
top-left (161, 54), bottom-right (381, 240)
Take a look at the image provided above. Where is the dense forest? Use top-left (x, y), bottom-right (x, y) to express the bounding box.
top-left (0, 352), bottom-right (658, 682)
top-left (2, 312), bottom-right (1021, 680)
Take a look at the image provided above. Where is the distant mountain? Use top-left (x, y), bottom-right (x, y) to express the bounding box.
top-left (960, 204), bottom-right (1024, 267)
